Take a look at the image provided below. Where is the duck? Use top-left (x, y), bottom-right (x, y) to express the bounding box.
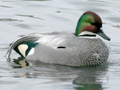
top-left (6, 11), bottom-right (110, 66)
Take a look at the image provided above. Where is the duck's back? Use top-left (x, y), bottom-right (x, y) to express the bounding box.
top-left (26, 33), bottom-right (109, 66)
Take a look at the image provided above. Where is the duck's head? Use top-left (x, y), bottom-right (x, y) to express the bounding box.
top-left (75, 11), bottom-right (110, 41)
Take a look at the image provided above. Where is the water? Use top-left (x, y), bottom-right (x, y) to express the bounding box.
top-left (0, 0), bottom-right (120, 90)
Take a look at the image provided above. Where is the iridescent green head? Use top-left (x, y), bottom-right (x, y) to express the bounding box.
top-left (75, 11), bottom-right (110, 41)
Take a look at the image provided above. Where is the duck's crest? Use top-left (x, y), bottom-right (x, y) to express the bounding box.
top-left (75, 11), bottom-right (102, 36)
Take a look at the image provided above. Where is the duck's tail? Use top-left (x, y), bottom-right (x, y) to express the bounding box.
top-left (5, 35), bottom-right (39, 61)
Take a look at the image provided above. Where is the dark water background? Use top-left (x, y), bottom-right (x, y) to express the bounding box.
top-left (0, 0), bottom-right (120, 90)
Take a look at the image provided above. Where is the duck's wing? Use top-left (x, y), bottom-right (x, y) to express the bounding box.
top-left (5, 35), bottom-right (40, 61)
top-left (6, 32), bottom-right (73, 61)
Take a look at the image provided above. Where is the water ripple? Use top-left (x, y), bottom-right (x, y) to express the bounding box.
top-left (15, 14), bottom-right (44, 20)
top-left (0, 18), bottom-right (23, 22)
top-left (0, 5), bottom-right (12, 8)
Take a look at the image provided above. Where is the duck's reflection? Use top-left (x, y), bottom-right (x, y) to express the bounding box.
top-left (10, 57), bottom-right (108, 90)
top-left (12, 57), bottom-right (29, 68)
top-left (73, 65), bottom-right (108, 90)
top-left (73, 77), bottom-right (103, 90)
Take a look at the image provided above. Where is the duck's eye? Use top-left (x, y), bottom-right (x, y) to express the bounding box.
top-left (91, 22), bottom-right (95, 25)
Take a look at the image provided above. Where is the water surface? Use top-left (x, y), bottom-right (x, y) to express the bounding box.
top-left (0, 0), bottom-right (120, 90)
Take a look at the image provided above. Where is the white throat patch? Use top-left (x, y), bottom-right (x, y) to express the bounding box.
top-left (79, 31), bottom-right (96, 36)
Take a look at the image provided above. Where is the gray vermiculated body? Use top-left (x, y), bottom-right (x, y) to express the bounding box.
top-left (26, 32), bottom-right (109, 66)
